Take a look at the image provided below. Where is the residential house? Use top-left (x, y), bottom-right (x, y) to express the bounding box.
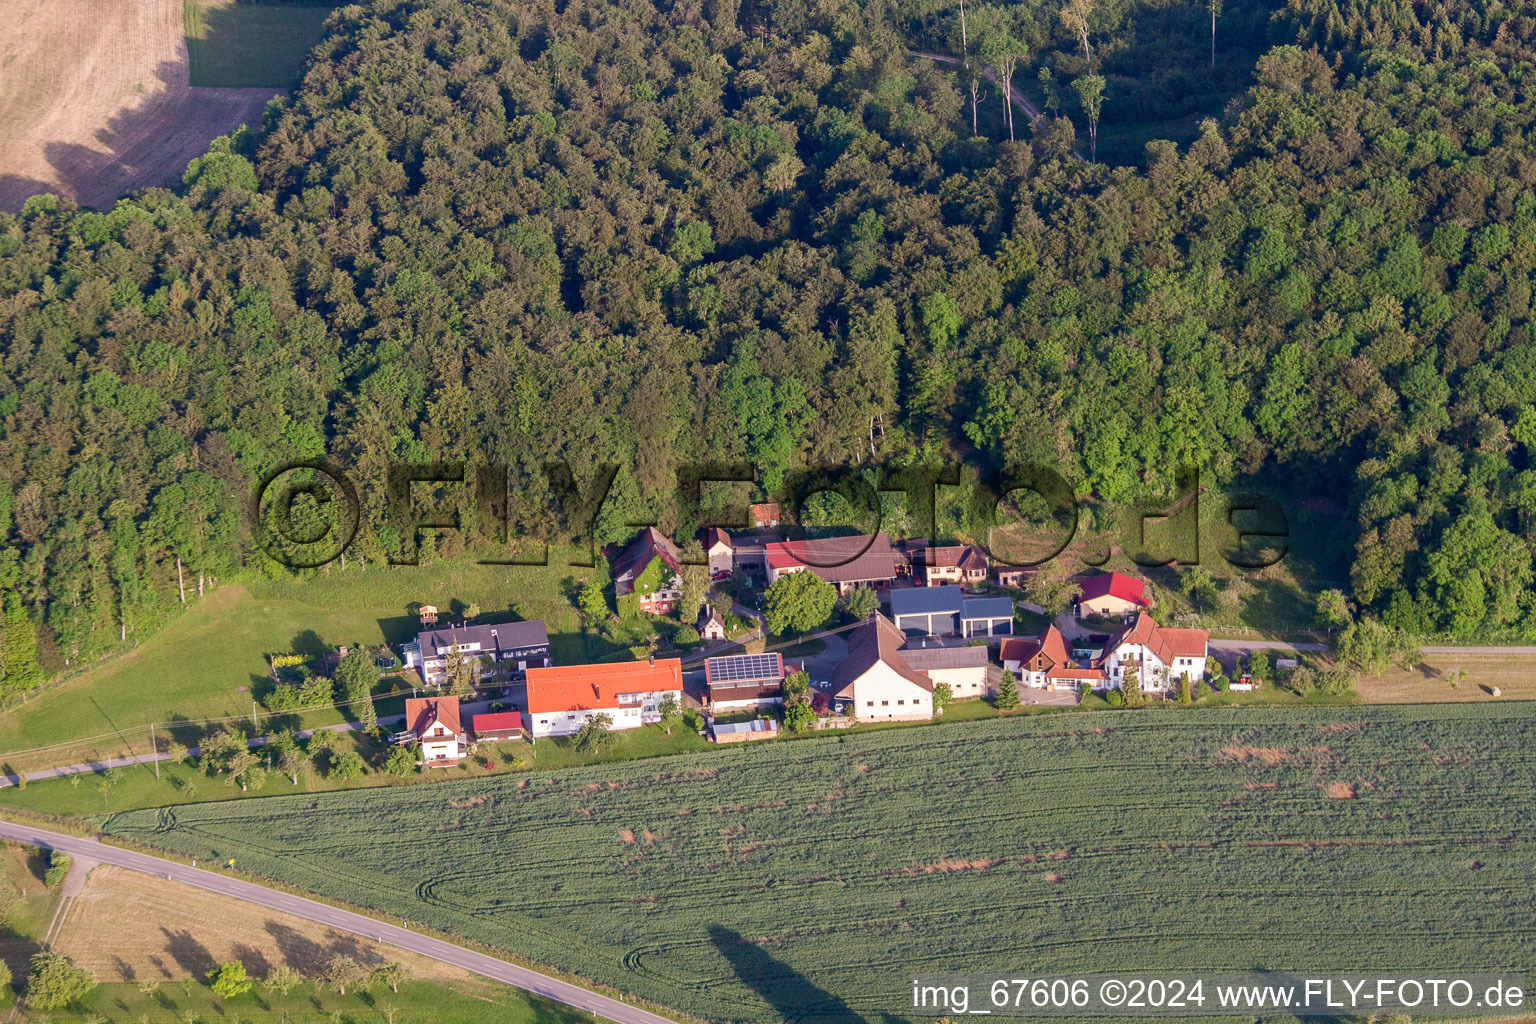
top-left (994, 566), bottom-right (1030, 590)
top-left (904, 541), bottom-right (990, 585)
top-left (1000, 627), bottom-right (1106, 692)
top-left (698, 605), bottom-right (728, 641)
top-left (764, 533), bottom-right (901, 594)
top-left (897, 641), bottom-right (990, 699)
top-left (888, 585), bottom-right (1014, 639)
top-left (1077, 571), bottom-right (1151, 618)
top-left (403, 696), bottom-right (466, 765)
top-left (1099, 613), bottom-right (1209, 692)
top-left (469, 711), bottom-right (523, 743)
top-left (750, 503), bottom-right (781, 528)
top-left (703, 528), bottom-right (734, 579)
top-left (830, 614), bottom-right (935, 721)
top-left (705, 652), bottom-right (785, 709)
top-left (611, 527), bottom-right (683, 614)
top-left (525, 658), bottom-right (684, 739)
top-left (1000, 613), bottom-right (1208, 694)
top-left (403, 619), bottom-right (551, 688)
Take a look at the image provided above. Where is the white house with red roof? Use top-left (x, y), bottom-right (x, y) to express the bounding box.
top-left (1001, 613), bottom-right (1208, 694)
top-left (1076, 571), bottom-right (1151, 618)
top-left (525, 658), bottom-right (684, 739)
top-left (404, 696), bottom-right (467, 766)
top-left (1099, 613), bottom-right (1209, 692)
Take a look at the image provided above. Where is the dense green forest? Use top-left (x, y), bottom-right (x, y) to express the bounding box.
top-left (3, 0), bottom-right (1536, 686)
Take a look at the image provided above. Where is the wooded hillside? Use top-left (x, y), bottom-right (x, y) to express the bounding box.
top-left (3, 0), bottom-right (1536, 682)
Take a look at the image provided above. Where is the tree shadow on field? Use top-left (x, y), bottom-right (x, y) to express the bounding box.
top-left (231, 942), bottom-right (272, 980)
top-left (161, 927), bottom-right (218, 976)
top-left (266, 921), bottom-right (327, 970)
top-left (708, 925), bottom-right (868, 1024)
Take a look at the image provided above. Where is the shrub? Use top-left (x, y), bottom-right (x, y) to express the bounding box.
top-left (1106, 689), bottom-right (1124, 706)
top-left (43, 853), bottom-right (71, 888)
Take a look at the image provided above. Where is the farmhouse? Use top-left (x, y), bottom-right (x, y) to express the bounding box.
top-left (403, 696), bottom-right (467, 766)
top-left (611, 527), bottom-right (683, 613)
top-left (1076, 571), bottom-right (1151, 618)
top-left (896, 641), bottom-right (990, 698)
top-left (403, 619), bottom-right (551, 687)
top-left (1000, 628), bottom-right (1106, 691)
top-left (1099, 613), bottom-right (1209, 692)
top-left (705, 652), bottom-right (785, 709)
top-left (764, 533), bottom-right (901, 593)
top-left (903, 541), bottom-right (989, 585)
top-left (888, 585), bottom-right (1014, 639)
top-left (470, 710), bottom-right (524, 742)
top-left (525, 657), bottom-right (684, 739)
top-left (830, 614), bottom-right (935, 721)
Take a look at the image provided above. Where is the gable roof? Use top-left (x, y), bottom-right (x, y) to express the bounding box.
top-left (611, 528), bottom-right (682, 594)
top-left (832, 614), bottom-right (933, 695)
top-left (405, 696), bottom-right (462, 738)
top-left (750, 503), bottom-right (780, 526)
top-left (1102, 612), bottom-right (1208, 663)
top-left (702, 527), bottom-right (731, 551)
top-left (765, 533), bottom-right (900, 584)
top-left (960, 596), bottom-right (1014, 621)
top-left (698, 604), bottom-right (726, 629)
top-left (526, 658), bottom-right (684, 714)
top-left (705, 652), bottom-right (785, 688)
top-left (470, 710), bottom-right (523, 734)
top-left (889, 585), bottom-right (965, 617)
top-left (1078, 571), bottom-right (1148, 607)
top-left (897, 643), bottom-right (990, 670)
top-left (999, 636), bottom-right (1041, 665)
top-left (416, 619), bottom-right (549, 658)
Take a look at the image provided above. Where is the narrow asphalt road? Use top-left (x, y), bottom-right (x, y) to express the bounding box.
top-left (0, 820), bottom-right (677, 1024)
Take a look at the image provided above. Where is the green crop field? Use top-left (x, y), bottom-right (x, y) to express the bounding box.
top-left (100, 705), bottom-right (1536, 1024)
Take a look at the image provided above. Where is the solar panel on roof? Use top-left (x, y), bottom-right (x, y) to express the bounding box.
top-left (706, 653), bottom-right (783, 683)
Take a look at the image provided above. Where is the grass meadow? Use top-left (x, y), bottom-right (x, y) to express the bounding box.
top-left (184, 0), bottom-right (338, 88)
top-left (0, 557), bottom-right (598, 772)
top-left (99, 704), bottom-right (1536, 1024)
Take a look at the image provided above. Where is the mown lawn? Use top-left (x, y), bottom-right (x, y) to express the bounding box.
top-left (185, 0), bottom-right (338, 88)
top-left (99, 704), bottom-right (1536, 1024)
top-left (0, 557), bottom-right (598, 771)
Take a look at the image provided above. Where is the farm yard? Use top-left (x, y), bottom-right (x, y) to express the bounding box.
top-left (100, 704), bottom-right (1536, 1024)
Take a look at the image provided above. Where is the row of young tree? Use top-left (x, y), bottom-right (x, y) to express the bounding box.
top-left (4, 0), bottom-right (1536, 689)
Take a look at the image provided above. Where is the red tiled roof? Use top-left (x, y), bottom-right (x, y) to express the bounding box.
top-left (999, 637), bottom-right (1041, 664)
top-left (405, 696), bottom-right (462, 738)
top-left (470, 711), bottom-right (523, 734)
top-left (1078, 571), bottom-right (1148, 607)
top-left (703, 527), bottom-right (730, 550)
top-left (750, 503), bottom-right (780, 526)
top-left (1102, 613), bottom-right (1208, 664)
top-left (526, 658), bottom-right (683, 714)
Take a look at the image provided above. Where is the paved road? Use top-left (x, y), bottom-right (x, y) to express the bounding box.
top-left (0, 820), bottom-right (676, 1024)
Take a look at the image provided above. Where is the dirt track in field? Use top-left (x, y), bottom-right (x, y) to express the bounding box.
top-left (0, 0), bottom-right (278, 212)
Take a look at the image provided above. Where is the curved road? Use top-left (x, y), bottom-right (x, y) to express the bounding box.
top-left (0, 820), bottom-right (676, 1024)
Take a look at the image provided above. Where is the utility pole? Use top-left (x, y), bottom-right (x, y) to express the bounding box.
top-left (251, 700), bottom-right (259, 736)
top-left (150, 722), bottom-right (159, 778)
